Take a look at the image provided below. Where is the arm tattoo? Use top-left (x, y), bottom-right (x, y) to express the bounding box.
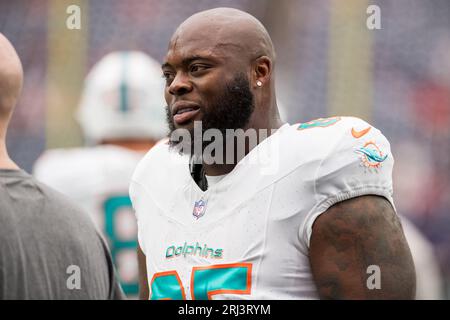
top-left (309, 195), bottom-right (416, 299)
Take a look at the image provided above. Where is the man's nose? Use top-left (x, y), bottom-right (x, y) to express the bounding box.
top-left (168, 73), bottom-right (192, 96)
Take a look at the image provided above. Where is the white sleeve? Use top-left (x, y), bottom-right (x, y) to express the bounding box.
top-left (301, 122), bottom-right (395, 248)
top-left (33, 152), bottom-right (61, 188)
top-left (128, 141), bottom-right (173, 255)
top-left (129, 180), bottom-right (149, 254)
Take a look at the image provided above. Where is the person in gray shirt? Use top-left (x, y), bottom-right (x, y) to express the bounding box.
top-left (0, 33), bottom-right (124, 299)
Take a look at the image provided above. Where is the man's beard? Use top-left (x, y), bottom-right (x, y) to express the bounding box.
top-left (165, 73), bottom-right (255, 156)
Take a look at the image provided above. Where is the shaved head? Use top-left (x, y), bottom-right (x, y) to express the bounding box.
top-left (169, 7), bottom-right (275, 63)
top-left (0, 33), bottom-right (22, 169)
top-left (162, 8), bottom-right (283, 169)
top-left (0, 33), bottom-right (23, 126)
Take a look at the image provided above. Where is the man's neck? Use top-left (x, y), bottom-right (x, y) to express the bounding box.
top-left (0, 142), bottom-right (19, 170)
top-left (0, 156), bottom-right (19, 170)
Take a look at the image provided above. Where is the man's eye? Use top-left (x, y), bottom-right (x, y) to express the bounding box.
top-left (189, 64), bottom-right (208, 73)
top-left (162, 72), bottom-right (174, 82)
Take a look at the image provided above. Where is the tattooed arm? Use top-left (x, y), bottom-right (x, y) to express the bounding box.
top-left (309, 195), bottom-right (416, 299)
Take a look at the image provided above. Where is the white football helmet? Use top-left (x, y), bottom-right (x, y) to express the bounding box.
top-left (76, 51), bottom-right (168, 145)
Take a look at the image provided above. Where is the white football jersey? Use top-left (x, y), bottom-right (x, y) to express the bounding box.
top-left (33, 145), bottom-right (145, 296)
top-left (130, 117), bottom-right (395, 300)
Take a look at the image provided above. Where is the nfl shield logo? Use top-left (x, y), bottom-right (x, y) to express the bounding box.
top-left (193, 199), bottom-right (207, 219)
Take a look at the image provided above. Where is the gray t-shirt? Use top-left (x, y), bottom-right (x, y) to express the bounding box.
top-left (0, 169), bottom-right (124, 299)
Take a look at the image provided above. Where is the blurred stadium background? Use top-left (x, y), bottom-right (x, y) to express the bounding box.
top-left (1, 0), bottom-right (449, 299)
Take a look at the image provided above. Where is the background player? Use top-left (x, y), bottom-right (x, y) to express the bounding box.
top-left (401, 217), bottom-right (444, 299)
top-left (0, 32), bottom-right (124, 300)
top-left (33, 51), bottom-right (167, 298)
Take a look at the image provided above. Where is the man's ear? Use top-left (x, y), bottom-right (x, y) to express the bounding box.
top-left (253, 56), bottom-right (272, 88)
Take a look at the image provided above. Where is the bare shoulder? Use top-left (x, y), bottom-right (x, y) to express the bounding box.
top-left (309, 195), bottom-right (416, 299)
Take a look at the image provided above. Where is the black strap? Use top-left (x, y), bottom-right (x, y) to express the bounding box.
top-left (189, 158), bottom-right (208, 191)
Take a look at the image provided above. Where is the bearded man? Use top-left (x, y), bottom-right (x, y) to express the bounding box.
top-left (130, 8), bottom-right (415, 300)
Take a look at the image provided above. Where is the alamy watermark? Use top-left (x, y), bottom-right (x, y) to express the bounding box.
top-left (66, 265), bottom-right (81, 290)
top-left (366, 5), bottom-right (381, 30)
top-left (168, 121), bottom-right (280, 176)
top-left (366, 265), bottom-right (381, 290)
top-left (66, 5), bottom-right (81, 30)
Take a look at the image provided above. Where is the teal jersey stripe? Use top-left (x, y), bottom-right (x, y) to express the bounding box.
top-left (119, 52), bottom-right (129, 113)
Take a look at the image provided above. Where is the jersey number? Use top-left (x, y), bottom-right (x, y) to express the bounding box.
top-left (150, 263), bottom-right (252, 300)
top-left (297, 116), bottom-right (341, 130)
top-left (104, 195), bottom-right (138, 295)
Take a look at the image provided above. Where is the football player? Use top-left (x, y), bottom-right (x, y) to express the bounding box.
top-left (130, 8), bottom-right (416, 299)
top-left (0, 32), bottom-right (124, 300)
top-left (33, 51), bottom-right (167, 297)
